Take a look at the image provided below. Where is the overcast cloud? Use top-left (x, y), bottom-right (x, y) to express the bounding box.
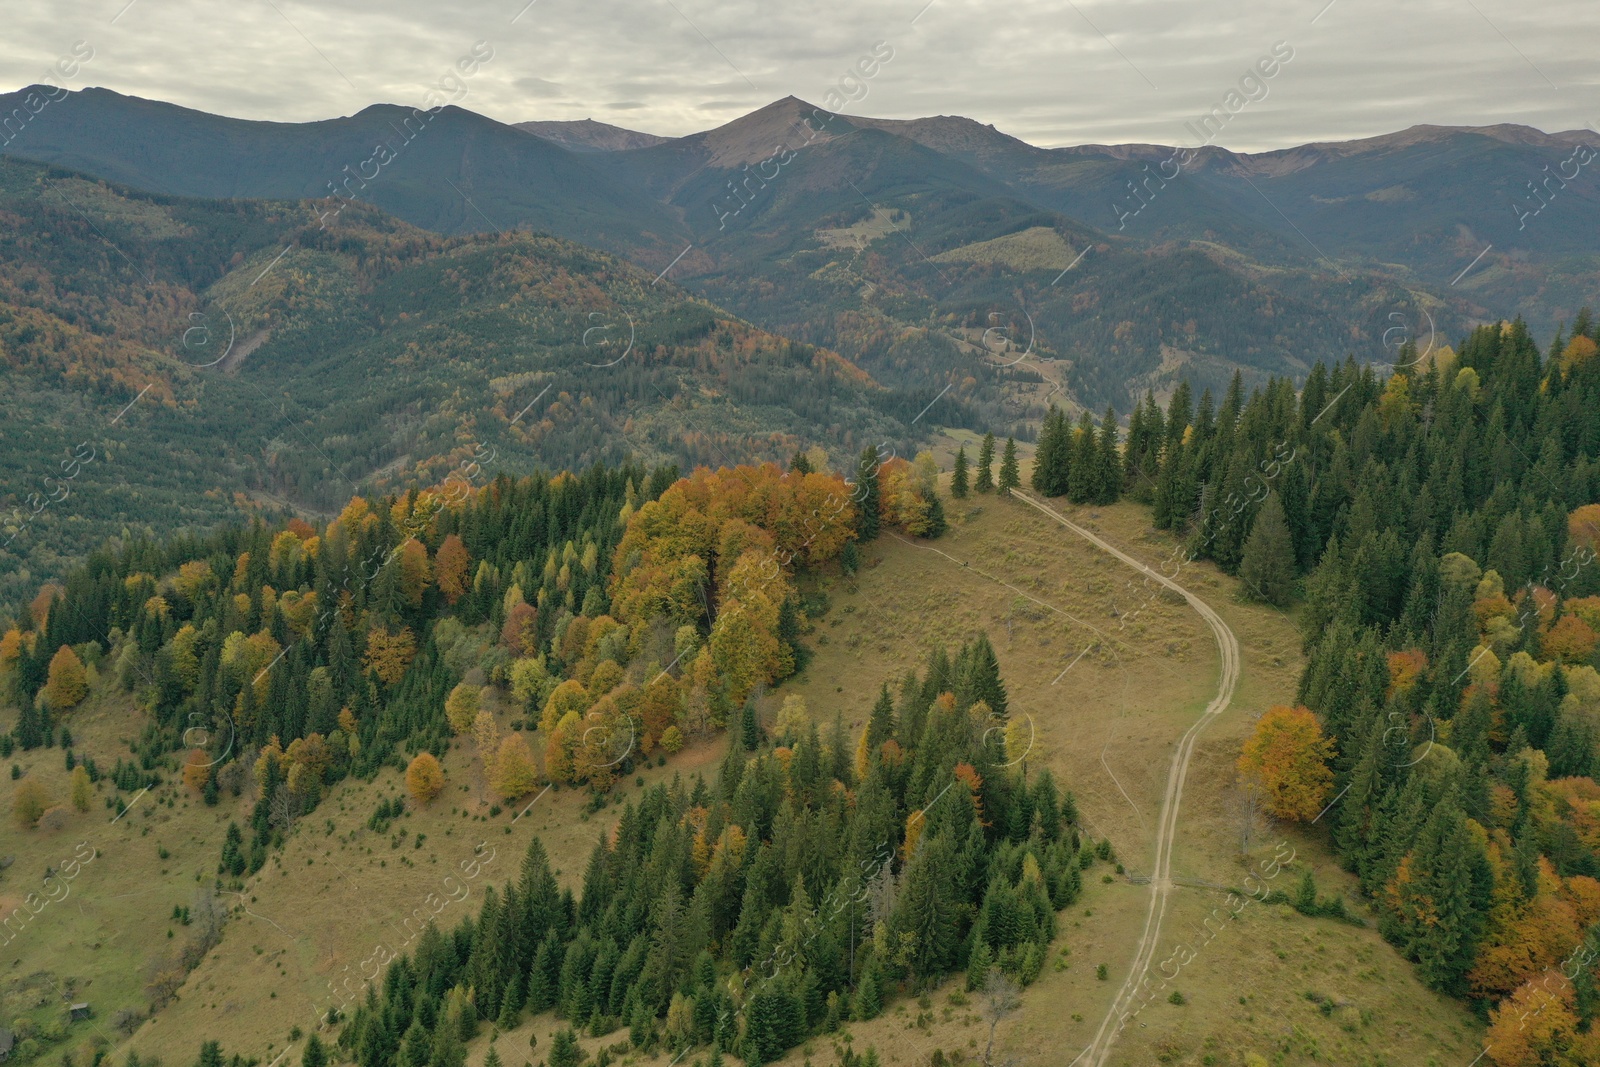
top-left (3, 0), bottom-right (1596, 152)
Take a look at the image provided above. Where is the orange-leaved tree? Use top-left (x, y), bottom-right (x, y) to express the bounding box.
top-left (182, 749), bottom-right (213, 793)
top-left (406, 752), bottom-right (445, 804)
top-left (1484, 971), bottom-right (1600, 1066)
top-left (435, 534), bottom-right (470, 604)
top-left (1237, 704), bottom-right (1335, 821)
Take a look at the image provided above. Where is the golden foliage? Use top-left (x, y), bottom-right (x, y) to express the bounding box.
top-left (364, 627), bottom-right (417, 684)
top-left (43, 644), bottom-right (88, 710)
top-left (1237, 705), bottom-right (1335, 822)
top-left (406, 752), bottom-right (446, 804)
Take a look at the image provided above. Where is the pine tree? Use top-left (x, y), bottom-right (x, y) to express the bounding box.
top-left (951, 445), bottom-right (970, 499)
top-left (925, 494), bottom-right (948, 538)
top-left (302, 1035), bottom-right (328, 1067)
top-left (976, 434), bottom-right (995, 493)
top-left (997, 438), bottom-right (1020, 495)
top-left (1238, 492), bottom-right (1296, 608)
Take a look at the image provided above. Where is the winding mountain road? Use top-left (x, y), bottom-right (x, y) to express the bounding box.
top-left (1012, 491), bottom-right (1241, 1067)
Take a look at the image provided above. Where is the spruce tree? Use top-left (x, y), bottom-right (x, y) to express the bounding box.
top-left (951, 445), bottom-right (970, 499)
top-left (853, 955), bottom-right (883, 1020)
top-left (1094, 406), bottom-right (1120, 504)
top-left (976, 433), bottom-right (995, 493)
top-left (853, 446), bottom-right (881, 540)
top-left (548, 1028), bottom-right (582, 1067)
top-left (1030, 408), bottom-right (1062, 495)
top-left (925, 494), bottom-right (948, 538)
top-left (740, 699), bottom-right (761, 751)
top-left (997, 438), bottom-right (1020, 495)
top-left (1067, 411), bottom-right (1098, 503)
top-left (301, 1035), bottom-right (328, 1067)
top-left (867, 683), bottom-right (896, 750)
top-left (1238, 492), bottom-right (1296, 608)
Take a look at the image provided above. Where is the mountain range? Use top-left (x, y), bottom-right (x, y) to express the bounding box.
top-left (6, 87), bottom-right (1595, 408)
top-left (1, 84), bottom-right (1595, 607)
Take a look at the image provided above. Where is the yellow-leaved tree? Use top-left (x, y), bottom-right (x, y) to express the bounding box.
top-left (444, 683), bottom-right (481, 734)
top-left (490, 734), bottom-right (539, 800)
top-left (13, 777), bottom-right (49, 828)
top-left (70, 765), bottom-right (93, 812)
top-left (43, 645), bottom-right (88, 710)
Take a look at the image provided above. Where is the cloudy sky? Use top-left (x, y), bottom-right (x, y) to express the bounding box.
top-left (4, 0), bottom-right (1596, 152)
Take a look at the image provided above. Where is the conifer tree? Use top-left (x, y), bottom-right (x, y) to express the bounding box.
top-left (866, 683), bottom-right (896, 751)
top-left (302, 1035), bottom-right (328, 1067)
top-left (548, 1028), bottom-right (582, 1067)
top-left (740, 699), bottom-right (761, 751)
top-left (1238, 492), bottom-right (1296, 608)
top-left (853, 954), bottom-right (883, 1020)
top-left (853, 446), bottom-right (881, 540)
top-left (1067, 411), bottom-right (1098, 503)
top-left (951, 445), bottom-right (970, 499)
top-left (997, 438), bottom-right (1020, 495)
top-left (1030, 408), bottom-right (1062, 495)
top-left (975, 434), bottom-right (995, 493)
top-left (1094, 406), bottom-right (1120, 505)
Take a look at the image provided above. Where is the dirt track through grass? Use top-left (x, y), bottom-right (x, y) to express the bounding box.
top-left (1012, 490), bottom-right (1241, 1067)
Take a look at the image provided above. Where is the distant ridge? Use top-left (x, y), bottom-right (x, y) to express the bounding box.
top-left (513, 117), bottom-right (670, 152)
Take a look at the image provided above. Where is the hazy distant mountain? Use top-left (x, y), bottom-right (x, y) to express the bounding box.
top-left (513, 118), bottom-right (670, 152)
top-left (4, 87), bottom-right (1595, 413)
top-left (0, 86), bottom-right (687, 254)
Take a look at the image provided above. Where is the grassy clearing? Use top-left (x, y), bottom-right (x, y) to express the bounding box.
top-left (1, 488), bottom-right (1484, 1067)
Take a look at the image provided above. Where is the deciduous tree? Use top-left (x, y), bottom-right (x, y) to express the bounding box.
top-left (491, 734), bottom-right (539, 800)
top-left (445, 683), bottom-right (481, 734)
top-left (435, 534), bottom-right (471, 604)
top-left (43, 644), bottom-right (88, 710)
top-left (1237, 705), bottom-right (1335, 821)
top-left (406, 752), bottom-right (445, 804)
top-left (12, 776), bottom-right (48, 828)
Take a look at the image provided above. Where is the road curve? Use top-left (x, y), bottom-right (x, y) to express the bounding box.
top-left (1012, 491), bottom-right (1241, 1067)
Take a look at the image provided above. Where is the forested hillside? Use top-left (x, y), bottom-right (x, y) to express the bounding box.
top-left (1089, 313), bottom-right (1600, 1064)
top-left (0, 157), bottom-right (954, 615)
top-left (2, 428), bottom-right (1087, 1067)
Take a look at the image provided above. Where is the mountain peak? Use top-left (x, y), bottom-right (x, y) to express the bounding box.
top-left (695, 96), bottom-right (842, 166)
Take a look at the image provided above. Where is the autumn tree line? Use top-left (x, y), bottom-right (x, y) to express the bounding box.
top-left (1, 442), bottom-right (949, 857)
top-left (330, 638), bottom-right (1085, 1067)
top-left (1198, 316), bottom-right (1600, 1066)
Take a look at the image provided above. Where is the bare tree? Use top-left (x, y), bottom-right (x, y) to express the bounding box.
top-left (269, 783), bottom-right (297, 833)
top-left (1233, 775), bottom-right (1262, 855)
top-left (981, 971), bottom-right (1023, 1067)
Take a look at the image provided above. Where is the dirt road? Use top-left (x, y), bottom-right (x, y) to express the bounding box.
top-left (1012, 491), bottom-right (1242, 1067)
